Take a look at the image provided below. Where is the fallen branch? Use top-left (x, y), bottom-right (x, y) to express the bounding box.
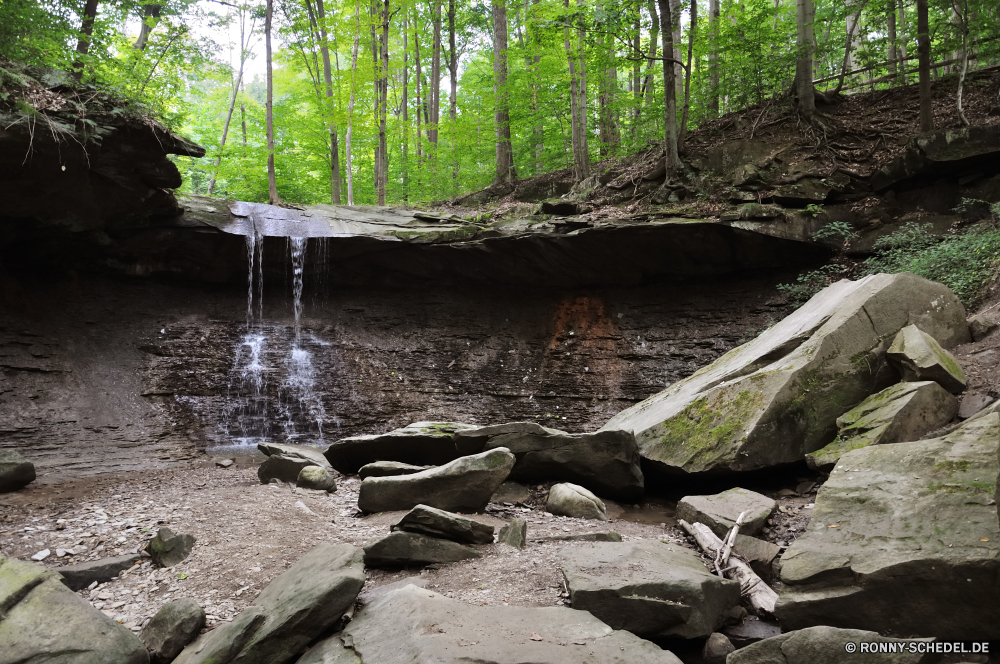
top-left (679, 519), bottom-right (778, 616)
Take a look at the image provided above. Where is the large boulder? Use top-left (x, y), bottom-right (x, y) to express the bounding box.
top-left (363, 531), bottom-right (482, 567)
top-left (148, 528), bottom-right (195, 568)
top-left (57, 553), bottom-right (141, 591)
top-left (0, 450), bottom-right (35, 492)
top-left (297, 465), bottom-right (337, 492)
top-left (298, 636), bottom-right (362, 664)
top-left (140, 598), bottom-right (206, 664)
top-left (676, 487), bottom-right (775, 538)
top-left (324, 422), bottom-right (488, 474)
top-left (728, 626), bottom-right (933, 664)
top-left (560, 540), bottom-right (741, 639)
top-left (887, 324), bottom-right (967, 394)
top-left (478, 423), bottom-right (643, 501)
top-left (0, 554), bottom-right (149, 663)
top-left (545, 483), bottom-right (608, 521)
top-left (258, 441), bottom-right (331, 468)
top-left (341, 585), bottom-right (684, 663)
top-left (357, 448), bottom-right (514, 513)
top-left (258, 454), bottom-right (317, 484)
top-left (805, 381), bottom-right (958, 471)
top-left (775, 414), bottom-right (1000, 639)
top-left (600, 273), bottom-right (969, 475)
top-left (391, 504), bottom-right (495, 544)
top-left (173, 543), bottom-right (365, 664)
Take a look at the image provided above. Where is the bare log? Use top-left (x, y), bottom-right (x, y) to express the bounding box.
top-left (679, 519), bottom-right (778, 616)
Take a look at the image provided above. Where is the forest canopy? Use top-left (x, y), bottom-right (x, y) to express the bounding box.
top-left (2, 0), bottom-right (998, 206)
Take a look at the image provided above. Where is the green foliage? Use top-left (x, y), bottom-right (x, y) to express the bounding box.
top-left (776, 264), bottom-right (845, 305)
top-left (804, 203), bottom-right (826, 218)
top-left (813, 221), bottom-right (856, 242)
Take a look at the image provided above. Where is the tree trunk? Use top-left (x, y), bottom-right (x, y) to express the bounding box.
top-left (631, 12), bottom-right (641, 136)
top-left (376, 0), bottom-right (390, 205)
top-left (897, 1), bottom-right (907, 82)
top-left (564, 0), bottom-right (589, 181)
top-left (795, 0), bottom-right (816, 120)
top-left (240, 100), bottom-right (247, 145)
top-left (73, 0), bottom-right (101, 79)
top-left (315, 0), bottom-right (342, 204)
top-left (402, 15), bottom-right (409, 201)
top-left (887, 0), bottom-right (897, 77)
top-left (265, 0), bottom-right (281, 204)
top-left (133, 3), bottom-right (162, 51)
top-left (955, 0), bottom-right (970, 126)
top-left (346, 10), bottom-right (361, 205)
top-left (415, 29), bottom-right (423, 169)
top-left (679, 0), bottom-right (696, 150)
top-left (833, 0), bottom-right (870, 94)
top-left (492, 0), bottom-right (516, 185)
top-left (708, 0), bottom-right (720, 117)
top-left (448, 0), bottom-right (459, 181)
top-left (209, 5), bottom-right (255, 196)
top-left (641, 0), bottom-right (660, 108)
top-left (658, 0), bottom-right (680, 176)
top-left (917, 0), bottom-right (933, 131)
top-left (598, 2), bottom-right (619, 158)
top-left (429, 1), bottom-right (442, 151)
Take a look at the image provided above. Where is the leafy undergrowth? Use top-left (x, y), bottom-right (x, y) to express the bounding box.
top-left (778, 217), bottom-right (1000, 308)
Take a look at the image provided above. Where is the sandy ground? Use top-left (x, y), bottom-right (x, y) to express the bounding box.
top-left (0, 456), bottom-right (819, 637)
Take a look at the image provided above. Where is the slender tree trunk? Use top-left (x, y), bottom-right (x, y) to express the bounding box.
top-left (679, 0), bottom-right (696, 149)
top-left (208, 62), bottom-right (246, 196)
top-left (241, 100), bottom-right (247, 146)
top-left (708, 0), bottom-right (720, 116)
top-left (641, 0), bottom-right (660, 107)
top-left (917, 0), bottom-right (933, 131)
top-left (73, 0), bottom-right (101, 79)
top-left (429, 1), bottom-right (442, 153)
top-left (631, 13), bottom-right (641, 136)
top-left (887, 0), bottom-right (897, 77)
top-left (658, 0), bottom-right (680, 176)
top-left (415, 29), bottom-right (423, 168)
top-left (955, 0), bottom-right (970, 126)
top-left (834, 0), bottom-right (870, 94)
top-left (492, 0), bottom-right (516, 185)
top-left (448, 0), bottom-right (459, 182)
top-left (402, 15), bottom-right (409, 201)
top-left (315, 0), bottom-right (342, 204)
top-left (795, 0), bottom-right (816, 119)
top-left (897, 1), bottom-right (907, 83)
top-left (376, 0), bottom-right (390, 204)
top-left (598, 2), bottom-right (620, 157)
top-left (133, 3), bottom-right (161, 50)
top-left (346, 10), bottom-right (361, 205)
top-left (265, 0), bottom-right (281, 204)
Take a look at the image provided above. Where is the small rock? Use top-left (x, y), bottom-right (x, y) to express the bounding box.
top-left (357, 461), bottom-right (434, 479)
top-left (55, 548), bottom-right (69, 558)
top-left (31, 549), bottom-right (51, 561)
top-left (959, 392), bottom-right (996, 419)
top-left (363, 531), bottom-right (481, 567)
top-left (795, 481), bottom-right (815, 494)
top-left (702, 632), bottom-right (735, 664)
top-left (215, 459), bottom-right (234, 468)
top-left (676, 487), bottom-right (776, 538)
top-left (57, 554), bottom-right (141, 591)
top-left (497, 518), bottom-right (527, 549)
top-left (0, 450), bottom-right (35, 493)
top-left (545, 483), bottom-right (607, 521)
top-left (297, 465), bottom-right (337, 492)
top-left (968, 316), bottom-right (998, 341)
top-left (141, 597), bottom-right (206, 663)
top-left (391, 504), bottom-right (494, 544)
top-left (258, 454), bottom-right (319, 485)
top-left (888, 324), bottom-right (967, 393)
top-left (148, 528), bottom-right (196, 568)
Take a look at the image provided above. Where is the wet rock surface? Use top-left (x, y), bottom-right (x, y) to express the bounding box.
top-left (560, 540), bottom-right (741, 639)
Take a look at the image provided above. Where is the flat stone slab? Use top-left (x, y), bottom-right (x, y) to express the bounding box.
top-left (806, 380), bottom-right (958, 471)
top-left (491, 481), bottom-right (531, 505)
top-left (56, 554), bottom-right (141, 591)
top-left (325, 422), bottom-right (488, 474)
top-left (560, 540), bottom-right (741, 639)
top-left (174, 543), bottom-right (365, 664)
top-left (391, 504), bottom-right (495, 544)
top-left (676, 487), bottom-right (776, 538)
top-left (358, 448), bottom-right (514, 513)
top-left (888, 324), bottom-right (967, 393)
top-left (600, 273), bottom-right (970, 474)
top-left (480, 422), bottom-right (644, 501)
top-left (776, 414), bottom-right (1000, 639)
top-left (0, 554), bottom-right (148, 663)
top-left (364, 531), bottom-right (482, 567)
top-left (358, 461), bottom-right (434, 479)
top-left (728, 626), bottom-right (933, 664)
top-left (342, 584), bottom-right (684, 663)
top-left (258, 442), bottom-right (331, 468)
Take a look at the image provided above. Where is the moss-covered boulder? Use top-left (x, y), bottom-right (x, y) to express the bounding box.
top-left (775, 414), bottom-right (1000, 639)
top-left (887, 324), bottom-right (967, 394)
top-left (357, 448), bottom-right (514, 513)
top-left (0, 554), bottom-right (149, 663)
top-left (805, 381), bottom-right (958, 471)
top-left (600, 273), bottom-right (969, 475)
